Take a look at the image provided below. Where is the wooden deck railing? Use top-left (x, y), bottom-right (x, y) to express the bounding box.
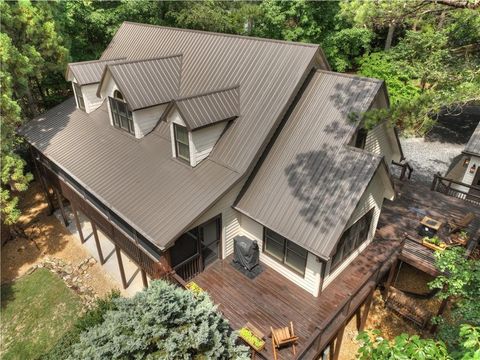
top-left (296, 238), bottom-right (406, 360)
top-left (392, 160), bottom-right (413, 181)
top-left (431, 173), bottom-right (480, 206)
top-left (172, 253), bottom-right (202, 282)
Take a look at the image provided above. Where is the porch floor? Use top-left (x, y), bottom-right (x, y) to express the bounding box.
top-left (192, 239), bottom-right (400, 359)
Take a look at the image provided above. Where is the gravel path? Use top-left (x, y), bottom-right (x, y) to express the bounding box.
top-left (397, 106), bottom-right (480, 186)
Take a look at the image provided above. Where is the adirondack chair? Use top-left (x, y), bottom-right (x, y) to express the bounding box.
top-left (448, 212), bottom-right (475, 234)
top-left (270, 322), bottom-right (298, 360)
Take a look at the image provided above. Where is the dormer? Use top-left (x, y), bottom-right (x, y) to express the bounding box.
top-left (165, 86), bottom-right (240, 167)
top-left (97, 56), bottom-right (182, 138)
top-left (66, 58), bottom-right (126, 113)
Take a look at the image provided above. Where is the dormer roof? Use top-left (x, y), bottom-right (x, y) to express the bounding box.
top-left (97, 55), bottom-right (182, 111)
top-left (172, 86), bottom-right (240, 131)
top-left (66, 58), bottom-right (126, 85)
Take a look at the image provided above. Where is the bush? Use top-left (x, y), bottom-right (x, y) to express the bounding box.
top-left (69, 280), bottom-right (249, 359)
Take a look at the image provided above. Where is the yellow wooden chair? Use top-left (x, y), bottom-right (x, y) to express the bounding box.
top-left (270, 321), bottom-right (298, 360)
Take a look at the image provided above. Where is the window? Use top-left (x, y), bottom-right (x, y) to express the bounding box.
top-left (109, 90), bottom-right (134, 135)
top-left (173, 123), bottom-right (190, 162)
top-left (330, 208), bottom-right (374, 272)
top-left (354, 128), bottom-right (368, 149)
top-left (264, 228), bottom-right (308, 276)
top-left (73, 83), bottom-right (85, 110)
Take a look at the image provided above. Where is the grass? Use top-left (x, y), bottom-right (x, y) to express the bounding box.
top-left (1, 268), bottom-right (83, 360)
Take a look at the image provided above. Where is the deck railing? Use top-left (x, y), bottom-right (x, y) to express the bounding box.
top-left (296, 238), bottom-right (405, 360)
top-left (431, 173), bottom-right (480, 206)
top-left (172, 253), bottom-right (202, 282)
top-left (392, 160), bottom-right (413, 181)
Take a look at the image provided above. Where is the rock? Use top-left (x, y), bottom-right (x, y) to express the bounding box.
top-left (37, 264), bottom-right (44, 268)
top-left (64, 266), bottom-right (73, 274)
top-left (88, 258), bottom-right (96, 265)
top-left (25, 266), bottom-right (37, 275)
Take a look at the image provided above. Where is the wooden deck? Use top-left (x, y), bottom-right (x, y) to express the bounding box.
top-left (378, 180), bottom-right (480, 276)
top-left (192, 238), bottom-right (400, 359)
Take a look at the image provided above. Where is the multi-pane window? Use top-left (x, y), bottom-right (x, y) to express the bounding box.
top-left (354, 128), bottom-right (368, 149)
top-left (73, 83), bottom-right (85, 110)
top-left (173, 123), bottom-right (190, 162)
top-left (264, 228), bottom-right (308, 276)
top-left (330, 208), bottom-right (374, 272)
top-left (109, 90), bottom-right (134, 135)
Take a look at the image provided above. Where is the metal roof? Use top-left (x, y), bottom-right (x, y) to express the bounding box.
top-left (174, 86), bottom-right (240, 130)
top-left (464, 120), bottom-right (480, 156)
top-left (66, 58), bottom-right (126, 85)
top-left (234, 71), bottom-right (386, 259)
top-left (22, 22), bottom-right (324, 250)
top-left (100, 55), bottom-right (182, 111)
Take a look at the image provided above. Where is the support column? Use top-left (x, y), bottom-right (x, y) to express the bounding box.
top-left (31, 152), bottom-right (54, 214)
top-left (430, 297), bottom-right (449, 333)
top-left (141, 268), bottom-right (148, 289)
top-left (53, 187), bottom-right (69, 226)
top-left (382, 259), bottom-right (399, 300)
top-left (115, 245), bottom-right (128, 289)
top-left (332, 322), bottom-right (346, 360)
top-left (71, 203), bottom-right (85, 243)
top-left (359, 287), bottom-right (375, 332)
top-left (91, 222), bottom-right (105, 265)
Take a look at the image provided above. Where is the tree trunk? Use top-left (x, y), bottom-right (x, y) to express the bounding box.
top-left (25, 85), bottom-right (38, 118)
top-left (385, 22), bottom-right (396, 51)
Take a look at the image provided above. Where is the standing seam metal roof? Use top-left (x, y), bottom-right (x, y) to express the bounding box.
top-left (234, 71), bottom-right (386, 259)
top-left (174, 86), bottom-right (240, 130)
top-left (66, 58), bottom-right (126, 85)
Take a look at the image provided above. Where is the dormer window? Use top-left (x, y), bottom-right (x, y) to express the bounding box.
top-left (73, 83), bottom-right (85, 111)
top-left (173, 123), bottom-right (190, 162)
top-left (109, 90), bottom-right (134, 135)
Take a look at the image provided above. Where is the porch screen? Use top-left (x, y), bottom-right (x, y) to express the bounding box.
top-left (330, 208), bottom-right (374, 272)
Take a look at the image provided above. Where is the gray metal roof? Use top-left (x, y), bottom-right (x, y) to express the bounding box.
top-left (22, 22), bottom-right (324, 250)
top-left (464, 121), bottom-right (480, 156)
top-left (101, 55), bottom-right (182, 111)
top-left (175, 86), bottom-right (240, 130)
top-left (66, 58), bottom-right (126, 85)
top-left (234, 71), bottom-right (386, 259)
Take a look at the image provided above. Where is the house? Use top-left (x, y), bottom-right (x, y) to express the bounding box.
top-left (21, 22), bottom-right (404, 357)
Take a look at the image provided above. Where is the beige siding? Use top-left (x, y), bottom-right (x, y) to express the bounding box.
top-left (190, 180), bottom-right (245, 259)
top-left (238, 214), bottom-right (322, 297)
top-left (462, 155), bottom-right (480, 186)
top-left (82, 83), bottom-right (104, 113)
top-left (191, 122), bottom-right (227, 166)
top-left (322, 168), bottom-right (387, 290)
top-left (365, 121), bottom-right (401, 164)
top-left (132, 104), bottom-right (168, 138)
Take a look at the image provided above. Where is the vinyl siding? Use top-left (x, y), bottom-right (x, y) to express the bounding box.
top-left (365, 121), bottom-right (401, 165)
top-left (191, 122), bottom-right (227, 166)
top-left (462, 155), bottom-right (480, 187)
top-left (82, 83), bottom-right (104, 113)
top-left (238, 214), bottom-right (322, 297)
top-left (448, 155), bottom-right (470, 193)
top-left (132, 104), bottom-right (168, 138)
top-left (190, 180), bottom-right (245, 259)
top-left (322, 168), bottom-right (387, 290)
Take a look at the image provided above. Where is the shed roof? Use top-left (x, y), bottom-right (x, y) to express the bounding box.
top-left (99, 55), bottom-right (182, 111)
top-left (234, 71), bottom-right (386, 259)
top-left (174, 86), bottom-right (240, 130)
top-left (464, 121), bottom-right (480, 156)
top-left (21, 22), bottom-right (323, 250)
top-left (66, 58), bottom-right (126, 85)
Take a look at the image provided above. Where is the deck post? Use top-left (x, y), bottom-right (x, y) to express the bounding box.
top-left (430, 297), bottom-right (449, 333)
top-left (332, 322), bottom-right (346, 360)
top-left (141, 268), bottom-right (148, 289)
top-left (359, 287), bottom-right (375, 331)
top-left (115, 245), bottom-right (128, 289)
top-left (53, 187), bottom-right (69, 226)
top-left (91, 222), bottom-right (105, 265)
top-left (382, 259), bottom-right (399, 300)
top-left (30, 148), bottom-right (54, 215)
top-left (71, 203), bottom-right (85, 243)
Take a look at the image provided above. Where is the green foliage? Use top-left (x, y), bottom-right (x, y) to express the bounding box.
top-left (40, 290), bottom-right (120, 360)
top-left (357, 330), bottom-right (450, 359)
top-left (70, 281), bottom-right (249, 359)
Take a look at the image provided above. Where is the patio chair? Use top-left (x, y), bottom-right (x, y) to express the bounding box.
top-left (270, 321), bottom-right (298, 360)
top-left (448, 212), bottom-right (475, 234)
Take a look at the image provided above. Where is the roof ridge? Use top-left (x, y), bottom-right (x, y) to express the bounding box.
top-left (69, 57), bottom-right (127, 67)
top-left (175, 84), bottom-right (240, 102)
top-left (122, 21), bottom-right (320, 49)
top-left (108, 54), bottom-right (183, 68)
top-left (316, 69), bottom-right (383, 84)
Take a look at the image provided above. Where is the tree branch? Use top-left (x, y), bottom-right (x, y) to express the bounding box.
top-left (435, 0), bottom-right (480, 9)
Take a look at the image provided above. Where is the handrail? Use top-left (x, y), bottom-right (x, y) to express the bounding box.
top-left (392, 160), bottom-right (413, 180)
top-left (431, 173), bottom-right (480, 205)
top-left (172, 253), bottom-right (200, 270)
top-left (296, 238), bottom-right (406, 359)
